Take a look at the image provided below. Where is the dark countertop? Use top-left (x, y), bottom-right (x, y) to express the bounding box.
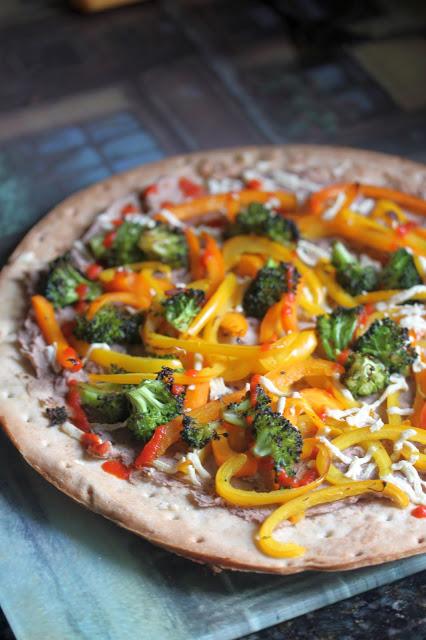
top-left (0, 0), bottom-right (425, 638)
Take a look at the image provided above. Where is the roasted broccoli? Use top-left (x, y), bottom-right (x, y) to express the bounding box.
top-left (332, 241), bottom-right (379, 296)
top-left (181, 415), bottom-right (220, 449)
top-left (45, 406), bottom-right (68, 426)
top-left (354, 317), bottom-right (417, 375)
top-left (89, 221), bottom-right (145, 266)
top-left (39, 254), bottom-right (102, 308)
top-left (317, 305), bottom-right (362, 361)
top-left (243, 259), bottom-right (300, 319)
top-left (77, 383), bottom-right (129, 423)
top-left (343, 353), bottom-right (389, 397)
top-left (125, 368), bottom-right (184, 441)
top-left (138, 221), bottom-right (188, 268)
top-left (252, 410), bottom-right (302, 476)
top-left (380, 248), bottom-right (422, 290)
top-left (222, 386), bottom-right (270, 426)
top-left (226, 202), bottom-right (299, 246)
top-left (74, 304), bottom-right (144, 344)
top-left (162, 288), bottom-right (205, 332)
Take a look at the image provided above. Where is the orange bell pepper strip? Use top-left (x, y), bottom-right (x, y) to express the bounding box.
top-left (185, 228), bottom-right (204, 280)
top-left (309, 182), bottom-right (359, 216)
top-left (268, 358), bottom-right (343, 392)
top-left (280, 292), bottom-right (298, 333)
top-left (219, 311), bottom-right (248, 338)
top-left (235, 254), bottom-right (264, 278)
top-left (86, 291), bottom-right (151, 320)
top-left (259, 302), bottom-right (281, 344)
top-left (32, 295), bottom-right (83, 372)
top-left (165, 190), bottom-right (297, 221)
top-left (184, 381), bottom-right (210, 410)
top-left (310, 182), bottom-right (426, 218)
top-left (201, 232), bottom-right (225, 295)
top-left (212, 435), bottom-right (258, 477)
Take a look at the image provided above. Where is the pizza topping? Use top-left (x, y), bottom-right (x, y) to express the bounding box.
top-left (22, 165), bottom-right (426, 561)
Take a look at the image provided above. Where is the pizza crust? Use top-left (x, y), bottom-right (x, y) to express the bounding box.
top-left (1, 144), bottom-right (426, 574)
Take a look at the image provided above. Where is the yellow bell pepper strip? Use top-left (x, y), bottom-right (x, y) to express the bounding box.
top-left (330, 425), bottom-right (426, 450)
top-left (235, 254), bottom-right (264, 278)
top-left (215, 449), bottom-right (330, 507)
top-left (86, 291), bottom-right (151, 320)
top-left (88, 348), bottom-right (182, 373)
top-left (316, 262), bottom-right (357, 307)
top-left (212, 437), bottom-right (258, 477)
top-left (201, 232), bottom-right (225, 295)
top-left (219, 311), bottom-right (249, 338)
top-left (222, 236), bottom-right (325, 307)
top-left (185, 273), bottom-right (238, 337)
top-left (267, 357), bottom-right (343, 392)
top-left (371, 199), bottom-right (406, 226)
top-left (89, 363), bottom-right (225, 385)
top-left (165, 190), bottom-right (297, 221)
top-left (185, 228), bottom-right (204, 280)
top-left (99, 262), bottom-right (170, 283)
top-left (356, 288), bottom-right (426, 305)
top-left (184, 381), bottom-right (211, 410)
top-left (387, 391), bottom-right (402, 427)
top-left (259, 330), bottom-right (317, 374)
top-left (221, 359), bottom-right (254, 382)
top-left (31, 295), bottom-right (83, 372)
top-left (309, 182), bottom-right (359, 216)
top-left (256, 479), bottom-right (396, 559)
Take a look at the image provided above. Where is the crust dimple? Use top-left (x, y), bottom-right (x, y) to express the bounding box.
top-left (1, 144), bottom-right (426, 574)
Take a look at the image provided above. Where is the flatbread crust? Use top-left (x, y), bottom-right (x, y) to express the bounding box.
top-left (1, 145), bottom-right (426, 574)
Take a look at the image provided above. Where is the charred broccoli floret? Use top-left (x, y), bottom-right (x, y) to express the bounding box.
top-left (181, 415), bottom-right (220, 449)
top-left (222, 386), bottom-right (270, 426)
top-left (343, 353), bottom-right (389, 397)
top-left (317, 305), bottom-right (363, 361)
top-left (77, 383), bottom-right (129, 423)
top-left (162, 288), bottom-right (205, 332)
top-left (138, 221), bottom-right (187, 268)
top-left (226, 202), bottom-right (299, 246)
top-left (45, 406), bottom-right (68, 426)
top-left (74, 304), bottom-right (144, 344)
top-left (89, 221), bottom-right (145, 266)
top-left (39, 254), bottom-right (102, 308)
top-left (354, 317), bottom-right (417, 375)
top-left (125, 368), bottom-right (184, 441)
top-left (252, 410), bottom-right (302, 476)
top-left (332, 241), bottom-right (379, 296)
top-left (380, 248), bottom-right (422, 290)
top-left (242, 259), bottom-right (300, 319)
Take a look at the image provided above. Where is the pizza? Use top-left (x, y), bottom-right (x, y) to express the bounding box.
top-left (1, 145), bottom-right (426, 574)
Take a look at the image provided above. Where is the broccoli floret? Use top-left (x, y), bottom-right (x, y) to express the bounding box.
top-left (163, 288), bottom-right (205, 332)
top-left (332, 242), bottom-right (379, 296)
top-left (95, 221), bottom-right (146, 267)
top-left (39, 254), bottom-right (102, 308)
top-left (252, 410), bottom-right (302, 476)
top-left (77, 383), bottom-right (129, 423)
top-left (242, 259), bottom-right (300, 319)
top-left (222, 387), bottom-right (271, 426)
top-left (181, 415), bottom-right (220, 449)
top-left (226, 202), bottom-right (299, 246)
top-left (317, 305), bottom-right (362, 360)
top-left (45, 406), bottom-right (68, 426)
top-left (380, 248), bottom-right (422, 290)
top-left (343, 353), bottom-right (389, 397)
top-left (125, 368), bottom-right (183, 441)
top-left (74, 304), bottom-right (144, 344)
top-left (354, 318), bottom-right (417, 375)
top-left (138, 222), bottom-right (188, 268)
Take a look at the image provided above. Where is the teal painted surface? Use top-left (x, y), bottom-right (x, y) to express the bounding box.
top-left (1, 432), bottom-right (425, 640)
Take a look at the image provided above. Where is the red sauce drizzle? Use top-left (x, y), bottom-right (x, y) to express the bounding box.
top-left (411, 506), bottom-right (426, 518)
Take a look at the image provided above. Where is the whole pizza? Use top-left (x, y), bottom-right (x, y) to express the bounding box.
top-left (1, 145), bottom-right (426, 574)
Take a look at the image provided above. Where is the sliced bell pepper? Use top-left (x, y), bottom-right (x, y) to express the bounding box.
top-left (86, 291), bottom-right (151, 320)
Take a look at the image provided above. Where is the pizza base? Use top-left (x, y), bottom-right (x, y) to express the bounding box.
top-left (1, 144), bottom-right (426, 574)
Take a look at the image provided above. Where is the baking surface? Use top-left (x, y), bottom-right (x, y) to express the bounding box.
top-left (0, 1), bottom-right (425, 638)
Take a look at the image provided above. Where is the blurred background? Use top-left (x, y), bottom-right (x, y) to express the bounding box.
top-left (0, 1), bottom-right (425, 639)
